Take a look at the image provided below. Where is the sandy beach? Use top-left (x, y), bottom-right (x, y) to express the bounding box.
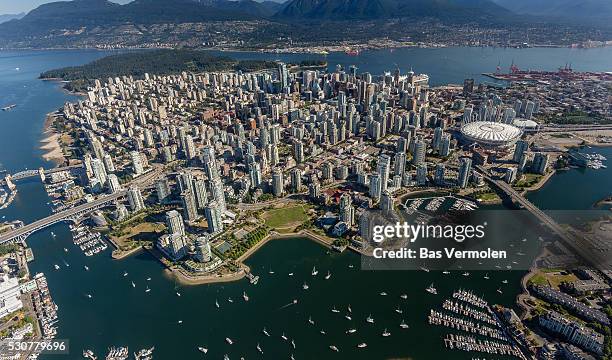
top-left (39, 114), bottom-right (65, 164)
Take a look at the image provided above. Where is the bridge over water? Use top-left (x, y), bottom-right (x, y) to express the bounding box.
top-left (476, 165), bottom-right (609, 271)
top-left (0, 190), bottom-right (126, 244)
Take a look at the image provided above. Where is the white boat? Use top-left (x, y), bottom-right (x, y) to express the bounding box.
top-left (502, 280), bottom-right (508, 284)
top-left (215, 300), bottom-right (220, 308)
top-left (84, 265), bottom-right (89, 271)
top-left (324, 271), bottom-right (331, 280)
top-left (329, 345), bottom-right (339, 352)
top-left (400, 320), bottom-right (409, 329)
top-left (366, 315), bottom-right (374, 323)
top-left (146, 277), bottom-right (151, 281)
top-left (178, 320), bottom-right (183, 324)
top-left (82, 349), bottom-right (97, 359)
top-left (462, 272), bottom-right (470, 277)
top-left (379, 292), bottom-right (387, 296)
top-left (291, 339), bottom-right (296, 349)
top-left (145, 286), bottom-right (151, 293)
top-left (347, 304), bottom-right (352, 313)
top-left (442, 271), bottom-right (450, 274)
top-left (302, 283), bottom-right (309, 290)
top-left (64, 248), bottom-right (68, 252)
top-left (395, 306), bottom-right (403, 314)
top-left (268, 268), bottom-right (274, 274)
top-left (54, 264), bottom-right (60, 270)
top-left (357, 343), bottom-right (367, 348)
top-left (198, 347), bottom-right (208, 354)
top-left (176, 292), bottom-right (181, 297)
top-left (281, 333), bottom-right (288, 341)
top-left (400, 294), bottom-right (408, 299)
top-left (86, 294), bottom-right (92, 299)
top-left (243, 291), bottom-right (249, 301)
top-left (262, 328), bottom-right (270, 336)
top-left (290, 354), bottom-right (295, 360)
top-left (311, 266), bottom-right (318, 276)
top-left (288, 272), bottom-right (294, 276)
top-left (382, 328), bottom-right (391, 337)
top-left (344, 314), bottom-right (352, 320)
top-left (497, 288), bottom-right (503, 294)
top-left (225, 337), bottom-right (233, 345)
top-left (426, 283), bottom-right (437, 295)
top-left (348, 264), bottom-right (354, 268)
top-left (223, 355), bottom-right (229, 360)
top-left (123, 271), bottom-right (128, 277)
top-left (308, 317), bottom-right (315, 325)
top-left (131, 281), bottom-right (136, 288)
top-left (256, 343), bottom-right (263, 354)
top-left (420, 267), bottom-right (430, 273)
top-left (320, 330), bottom-right (326, 335)
top-left (346, 328), bottom-right (357, 334)
top-left (331, 306), bottom-right (340, 313)
top-left (484, 273), bottom-right (490, 280)
top-left (227, 297), bottom-right (233, 303)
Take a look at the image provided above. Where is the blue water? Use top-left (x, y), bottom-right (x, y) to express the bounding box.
top-left (0, 48), bottom-right (610, 359)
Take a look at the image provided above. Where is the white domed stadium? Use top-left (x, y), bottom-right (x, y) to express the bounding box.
top-left (460, 121), bottom-right (522, 148)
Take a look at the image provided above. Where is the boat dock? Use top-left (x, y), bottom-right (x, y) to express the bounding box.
top-left (443, 334), bottom-right (523, 357)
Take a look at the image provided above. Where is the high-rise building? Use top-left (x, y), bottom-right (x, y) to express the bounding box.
top-left (412, 139), bottom-right (426, 166)
top-left (377, 154), bottom-right (391, 192)
top-left (369, 173), bottom-right (382, 200)
top-left (272, 169), bottom-right (284, 197)
top-left (513, 140), bottom-right (529, 163)
top-left (457, 158), bottom-right (472, 188)
top-left (91, 158), bottom-right (108, 187)
top-left (107, 174), bottom-right (122, 193)
top-left (204, 201), bottom-right (223, 234)
top-left (290, 168), bottom-right (302, 192)
top-left (194, 236), bottom-right (212, 263)
top-left (434, 163), bottom-right (445, 186)
top-left (184, 134), bottom-right (197, 160)
top-left (181, 191), bottom-right (199, 222)
top-left (532, 153), bottom-right (549, 175)
top-left (156, 178), bottom-right (171, 204)
top-left (130, 151), bottom-right (145, 176)
top-left (293, 140), bottom-right (305, 163)
top-left (394, 152), bottom-right (406, 177)
top-left (380, 191), bottom-right (393, 211)
top-left (165, 210), bottom-right (185, 236)
top-left (193, 178), bottom-right (208, 210)
top-left (339, 193), bottom-right (355, 227)
top-left (416, 164), bottom-right (428, 186)
top-left (103, 153), bottom-right (115, 173)
top-left (127, 185), bottom-right (145, 212)
top-left (439, 134), bottom-right (451, 157)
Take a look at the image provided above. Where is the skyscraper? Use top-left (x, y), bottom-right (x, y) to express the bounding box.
top-left (165, 210), bottom-right (185, 236)
top-left (457, 158), bottom-right (472, 188)
top-left (130, 151), bottom-right (144, 176)
top-left (127, 185), bottom-right (145, 212)
top-left (156, 177), bottom-right (171, 204)
top-left (272, 169), bottom-right (284, 197)
top-left (339, 193), bottom-right (355, 227)
top-left (204, 201), bottom-right (223, 234)
top-left (377, 154), bottom-right (391, 192)
top-left (181, 191), bottom-right (199, 222)
top-left (369, 173), bottom-right (382, 200)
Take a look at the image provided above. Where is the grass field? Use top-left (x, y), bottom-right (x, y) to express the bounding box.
top-left (527, 270), bottom-right (577, 289)
top-left (263, 205), bottom-right (309, 229)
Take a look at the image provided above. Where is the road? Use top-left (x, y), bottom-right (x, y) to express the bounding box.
top-left (0, 165), bottom-right (164, 244)
top-left (476, 165), bottom-right (609, 271)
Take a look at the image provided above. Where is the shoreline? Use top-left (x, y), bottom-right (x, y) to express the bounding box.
top-left (39, 114), bottom-right (65, 165)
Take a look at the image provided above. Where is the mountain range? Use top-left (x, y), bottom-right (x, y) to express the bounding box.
top-left (0, 12), bottom-right (25, 24)
top-left (491, 0), bottom-right (612, 23)
top-left (0, 0), bottom-right (609, 48)
top-left (277, 0), bottom-right (510, 20)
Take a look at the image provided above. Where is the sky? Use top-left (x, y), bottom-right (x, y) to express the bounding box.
top-left (0, 0), bottom-right (132, 14)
